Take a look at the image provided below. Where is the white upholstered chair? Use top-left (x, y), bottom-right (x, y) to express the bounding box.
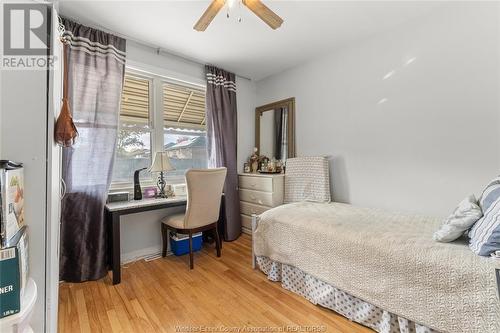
top-left (161, 167), bottom-right (227, 269)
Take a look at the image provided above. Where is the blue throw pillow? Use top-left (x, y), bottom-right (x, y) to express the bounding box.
top-left (469, 176), bottom-right (500, 256)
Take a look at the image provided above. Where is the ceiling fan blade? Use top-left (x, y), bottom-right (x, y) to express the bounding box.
top-left (242, 0), bottom-right (283, 30)
top-left (194, 0), bottom-right (225, 31)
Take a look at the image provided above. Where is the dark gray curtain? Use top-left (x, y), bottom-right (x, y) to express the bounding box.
top-left (274, 107), bottom-right (288, 161)
top-left (59, 18), bottom-right (126, 282)
top-left (274, 109), bottom-right (283, 159)
top-left (205, 65), bottom-right (241, 241)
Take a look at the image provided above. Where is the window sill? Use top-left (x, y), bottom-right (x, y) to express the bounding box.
top-left (109, 181), bottom-right (156, 194)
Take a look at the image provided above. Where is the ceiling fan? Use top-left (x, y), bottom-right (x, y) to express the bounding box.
top-left (194, 0), bottom-right (284, 31)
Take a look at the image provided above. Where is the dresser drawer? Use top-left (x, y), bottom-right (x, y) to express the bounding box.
top-left (240, 201), bottom-right (268, 216)
top-left (239, 189), bottom-right (281, 207)
top-left (239, 175), bottom-right (273, 192)
top-left (238, 174), bottom-right (284, 233)
top-left (241, 214), bottom-right (253, 230)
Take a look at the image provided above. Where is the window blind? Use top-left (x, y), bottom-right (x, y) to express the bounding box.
top-left (120, 74), bottom-right (150, 125)
top-left (163, 82), bottom-right (206, 129)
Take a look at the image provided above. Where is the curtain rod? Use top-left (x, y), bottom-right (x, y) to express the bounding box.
top-left (58, 13), bottom-right (252, 82)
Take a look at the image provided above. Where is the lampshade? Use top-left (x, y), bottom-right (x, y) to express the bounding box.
top-left (150, 152), bottom-right (175, 172)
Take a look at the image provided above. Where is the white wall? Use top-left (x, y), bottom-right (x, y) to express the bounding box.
top-left (120, 42), bottom-right (255, 260)
top-left (236, 76), bottom-right (257, 173)
top-left (256, 2), bottom-right (500, 217)
top-left (126, 41), bottom-right (205, 85)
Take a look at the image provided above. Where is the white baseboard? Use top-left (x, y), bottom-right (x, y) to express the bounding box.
top-left (121, 245), bottom-right (170, 264)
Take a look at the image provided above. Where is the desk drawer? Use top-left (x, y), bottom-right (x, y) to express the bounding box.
top-left (239, 175), bottom-right (273, 192)
top-left (239, 189), bottom-right (280, 207)
top-left (240, 201), bottom-right (268, 216)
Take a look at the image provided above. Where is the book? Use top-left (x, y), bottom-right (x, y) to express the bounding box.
top-left (0, 162), bottom-right (25, 247)
top-left (0, 226), bottom-right (29, 318)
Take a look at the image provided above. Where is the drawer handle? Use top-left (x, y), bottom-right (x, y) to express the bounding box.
top-left (250, 183), bottom-right (257, 187)
top-left (250, 195), bottom-right (256, 200)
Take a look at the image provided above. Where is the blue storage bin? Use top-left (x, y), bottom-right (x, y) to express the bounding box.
top-left (170, 232), bottom-right (203, 256)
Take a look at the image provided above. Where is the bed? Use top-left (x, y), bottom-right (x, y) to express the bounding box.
top-left (251, 201), bottom-right (500, 333)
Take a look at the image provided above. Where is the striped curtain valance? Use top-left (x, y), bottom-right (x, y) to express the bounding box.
top-left (206, 71), bottom-right (236, 92)
top-left (61, 18), bottom-right (126, 64)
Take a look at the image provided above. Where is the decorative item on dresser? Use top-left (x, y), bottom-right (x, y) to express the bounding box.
top-left (239, 173), bottom-right (284, 234)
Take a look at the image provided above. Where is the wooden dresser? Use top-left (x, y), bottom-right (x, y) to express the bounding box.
top-left (238, 173), bottom-right (285, 234)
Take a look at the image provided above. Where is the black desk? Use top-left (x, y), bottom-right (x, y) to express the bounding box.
top-left (105, 197), bottom-right (187, 285)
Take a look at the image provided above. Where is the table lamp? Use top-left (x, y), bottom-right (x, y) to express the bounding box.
top-left (150, 152), bottom-right (175, 198)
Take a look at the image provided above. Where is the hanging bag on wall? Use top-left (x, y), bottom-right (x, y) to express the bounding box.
top-left (54, 42), bottom-right (78, 147)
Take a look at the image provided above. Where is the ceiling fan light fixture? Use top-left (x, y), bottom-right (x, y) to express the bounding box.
top-left (193, 0), bottom-right (283, 31)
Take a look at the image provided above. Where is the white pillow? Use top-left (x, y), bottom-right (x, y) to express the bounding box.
top-left (433, 195), bottom-right (483, 243)
top-left (469, 176), bottom-right (500, 255)
top-left (284, 156), bottom-right (331, 203)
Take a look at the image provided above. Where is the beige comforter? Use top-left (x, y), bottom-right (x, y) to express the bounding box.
top-left (253, 202), bottom-right (500, 333)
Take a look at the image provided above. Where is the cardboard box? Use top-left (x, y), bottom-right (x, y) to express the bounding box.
top-left (0, 226), bottom-right (29, 318)
top-left (0, 163), bottom-right (25, 247)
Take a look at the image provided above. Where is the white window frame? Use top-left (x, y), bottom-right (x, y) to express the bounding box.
top-left (110, 64), bottom-right (207, 192)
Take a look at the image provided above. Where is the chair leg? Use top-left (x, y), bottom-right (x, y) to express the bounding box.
top-left (188, 231), bottom-right (194, 269)
top-left (214, 224), bottom-right (221, 257)
top-left (161, 224), bottom-right (168, 258)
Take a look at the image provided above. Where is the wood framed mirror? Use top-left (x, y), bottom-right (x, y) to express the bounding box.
top-left (255, 97), bottom-right (296, 160)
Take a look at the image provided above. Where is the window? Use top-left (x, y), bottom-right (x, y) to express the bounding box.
top-left (163, 82), bottom-right (208, 185)
top-left (111, 70), bottom-right (208, 187)
top-left (112, 74), bottom-right (152, 184)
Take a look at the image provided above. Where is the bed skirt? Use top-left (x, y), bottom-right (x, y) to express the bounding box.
top-left (256, 256), bottom-right (438, 333)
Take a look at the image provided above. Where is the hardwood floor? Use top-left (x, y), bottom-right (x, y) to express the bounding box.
top-left (58, 234), bottom-right (372, 333)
